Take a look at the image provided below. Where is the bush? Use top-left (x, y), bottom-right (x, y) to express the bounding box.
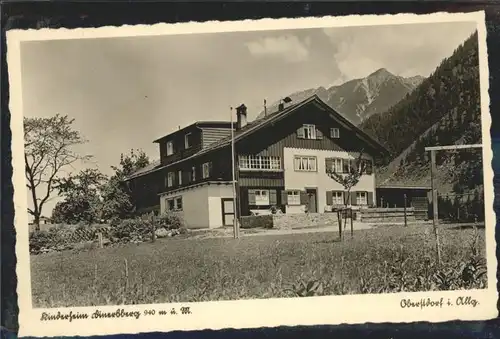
top-left (110, 218), bottom-right (150, 242)
top-left (157, 212), bottom-right (184, 230)
top-left (29, 230), bottom-right (54, 254)
top-left (29, 225), bottom-right (76, 254)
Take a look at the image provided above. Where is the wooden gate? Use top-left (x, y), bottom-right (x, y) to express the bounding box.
top-left (411, 196), bottom-right (429, 220)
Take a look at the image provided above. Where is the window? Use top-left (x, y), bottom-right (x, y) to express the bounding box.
top-left (332, 191), bottom-right (344, 205)
top-left (294, 156), bottom-right (317, 172)
top-left (255, 190), bottom-right (269, 206)
top-left (356, 192), bottom-right (368, 205)
top-left (342, 159), bottom-right (351, 173)
top-left (362, 159), bottom-right (373, 175)
top-left (202, 162), bottom-right (211, 179)
top-left (175, 196), bottom-right (183, 210)
top-left (167, 172), bottom-right (175, 187)
top-left (167, 199), bottom-right (175, 211)
top-left (184, 133), bottom-right (192, 149)
top-left (239, 155), bottom-right (281, 171)
top-left (166, 141), bottom-right (174, 156)
top-left (287, 191), bottom-right (301, 205)
top-left (298, 124), bottom-right (317, 139)
top-left (178, 170), bottom-right (183, 185)
top-left (330, 128), bottom-right (340, 139)
top-left (328, 158), bottom-right (343, 173)
top-left (191, 166), bottom-right (196, 181)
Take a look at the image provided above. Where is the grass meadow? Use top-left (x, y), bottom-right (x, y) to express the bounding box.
top-left (30, 224), bottom-right (487, 308)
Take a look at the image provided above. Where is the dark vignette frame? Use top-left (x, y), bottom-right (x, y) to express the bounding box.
top-left (1, 1), bottom-right (499, 338)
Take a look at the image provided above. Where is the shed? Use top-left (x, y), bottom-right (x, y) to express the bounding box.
top-left (375, 184), bottom-right (432, 220)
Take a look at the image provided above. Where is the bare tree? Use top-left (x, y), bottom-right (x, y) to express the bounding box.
top-left (24, 114), bottom-right (91, 230)
top-left (326, 151), bottom-right (367, 234)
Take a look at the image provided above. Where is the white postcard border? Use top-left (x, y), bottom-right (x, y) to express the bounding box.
top-left (7, 11), bottom-right (498, 337)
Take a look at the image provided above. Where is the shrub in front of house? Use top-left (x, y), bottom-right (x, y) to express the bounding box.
top-left (240, 215), bottom-right (274, 229)
top-left (110, 218), bottom-right (149, 242)
top-left (157, 212), bottom-right (184, 230)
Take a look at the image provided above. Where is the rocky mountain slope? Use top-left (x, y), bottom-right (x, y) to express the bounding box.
top-left (257, 69), bottom-right (424, 125)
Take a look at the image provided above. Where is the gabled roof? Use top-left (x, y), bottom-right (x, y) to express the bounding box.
top-left (124, 95), bottom-right (389, 181)
top-left (153, 121), bottom-right (234, 143)
top-left (125, 159), bottom-right (162, 179)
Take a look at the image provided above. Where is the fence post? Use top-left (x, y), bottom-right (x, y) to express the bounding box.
top-left (350, 208), bottom-right (353, 238)
top-left (124, 259), bottom-right (129, 292)
top-left (403, 194), bottom-right (407, 227)
top-left (430, 149), bottom-right (442, 266)
top-left (97, 232), bottom-right (103, 248)
top-left (337, 210), bottom-right (342, 240)
top-left (151, 214), bottom-right (156, 243)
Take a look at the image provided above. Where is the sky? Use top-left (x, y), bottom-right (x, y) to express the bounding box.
top-left (20, 21), bottom-right (478, 216)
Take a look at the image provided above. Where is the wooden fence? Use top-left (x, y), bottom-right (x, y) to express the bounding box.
top-left (359, 207), bottom-right (416, 224)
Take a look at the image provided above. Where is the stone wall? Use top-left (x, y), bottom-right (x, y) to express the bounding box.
top-left (359, 207), bottom-right (416, 223)
top-left (240, 213), bottom-right (339, 230)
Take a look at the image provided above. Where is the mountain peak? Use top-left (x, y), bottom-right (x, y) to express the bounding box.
top-left (255, 69), bottom-right (424, 123)
top-left (368, 68), bottom-right (393, 78)
top-left (369, 68), bottom-right (392, 76)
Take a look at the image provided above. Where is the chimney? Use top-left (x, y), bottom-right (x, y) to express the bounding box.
top-left (236, 104), bottom-right (247, 130)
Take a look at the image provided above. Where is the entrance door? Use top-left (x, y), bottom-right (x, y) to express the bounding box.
top-left (306, 188), bottom-right (318, 213)
top-left (221, 198), bottom-right (235, 226)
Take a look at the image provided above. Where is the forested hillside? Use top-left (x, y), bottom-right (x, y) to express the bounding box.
top-left (360, 31), bottom-right (482, 196)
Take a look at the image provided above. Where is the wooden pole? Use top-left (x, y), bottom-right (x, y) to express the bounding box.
top-left (124, 259), bottom-right (129, 292)
top-left (151, 214), bottom-right (156, 243)
top-left (403, 194), bottom-right (407, 227)
top-left (230, 107), bottom-right (239, 239)
top-left (430, 150), bottom-right (442, 265)
top-left (97, 232), bottom-right (103, 248)
top-left (337, 210), bottom-right (342, 240)
top-left (350, 208), bottom-right (353, 238)
top-left (425, 144), bottom-right (482, 151)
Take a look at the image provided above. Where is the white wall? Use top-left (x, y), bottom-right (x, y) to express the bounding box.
top-left (207, 184), bottom-right (234, 227)
top-left (283, 147), bottom-right (376, 213)
top-left (159, 183), bottom-right (234, 229)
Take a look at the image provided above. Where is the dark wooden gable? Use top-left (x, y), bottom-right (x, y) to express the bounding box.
top-left (235, 102), bottom-right (380, 159)
top-left (159, 125), bottom-right (203, 166)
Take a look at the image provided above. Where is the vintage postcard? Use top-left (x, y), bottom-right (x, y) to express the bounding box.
top-left (7, 10), bottom-right (497, 337)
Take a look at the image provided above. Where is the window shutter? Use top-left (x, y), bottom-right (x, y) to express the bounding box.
top-left (350, 191), bottom-right (357, 206)
top-left (367, 191), bottom-right (374, 207)
top-left (281, 190), bottom-right (288, 205)
top-left (269, 190), bottom-right (277, 206)
top-left (248, 189), bottom-right (256, 205)
top-left (300, 191), bottom-right (308, 205)
top-left (325, 158), bottom-right (333, 173)
top-left (297, 127), bottom-right (305, 139)
top-left (326, 191), bottom-right (333, 205)
top-left (365, 160), bottom-right (373, 175)
top-left (208, 162), bottom-right (213, 177)
top-left (316, 128), bottom-right (323, 140)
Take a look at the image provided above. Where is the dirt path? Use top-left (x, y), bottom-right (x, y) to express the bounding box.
top-left (185, 222), bottom-right (374, 240)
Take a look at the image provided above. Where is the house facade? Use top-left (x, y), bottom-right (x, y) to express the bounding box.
top-left (123, 95), bottom-right (389, 229)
